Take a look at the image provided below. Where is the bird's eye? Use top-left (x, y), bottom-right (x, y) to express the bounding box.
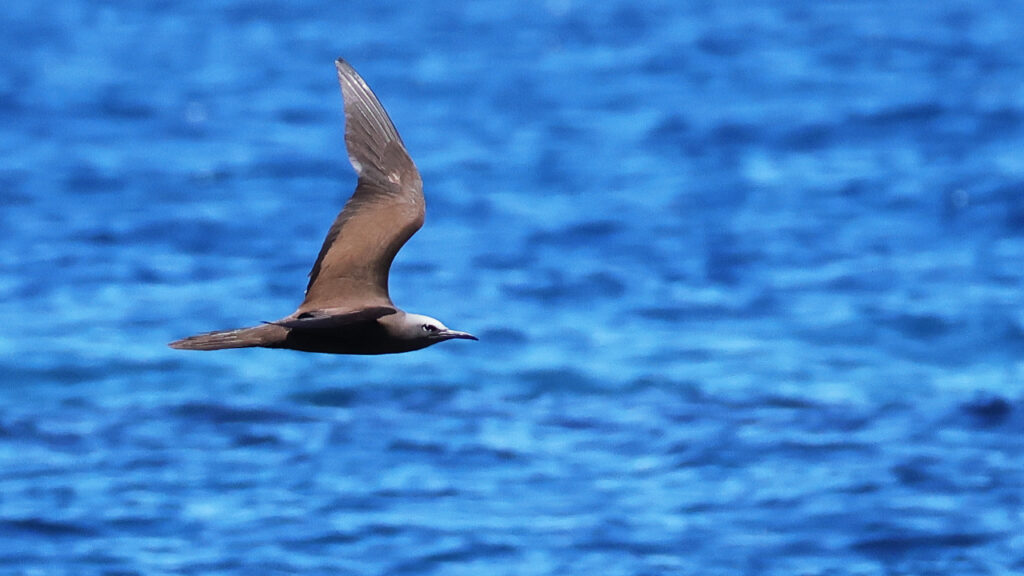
top-left (421, 324), bottom-right (438, 333)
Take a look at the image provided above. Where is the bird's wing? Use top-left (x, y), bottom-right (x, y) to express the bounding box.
top-left (269, 306), bottom-right (397, 331)
top-left (299, 58), bottom-right (424, 313)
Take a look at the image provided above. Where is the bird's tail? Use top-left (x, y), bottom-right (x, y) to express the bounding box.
top-left (168, 323), bottom-right (286, 351)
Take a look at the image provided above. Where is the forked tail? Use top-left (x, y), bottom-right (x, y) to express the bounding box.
top-left (168, 323), bottom-right (286, 351)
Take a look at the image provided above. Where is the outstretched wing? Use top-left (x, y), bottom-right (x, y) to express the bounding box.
top-left (299, 58), bottom-right (424, 313)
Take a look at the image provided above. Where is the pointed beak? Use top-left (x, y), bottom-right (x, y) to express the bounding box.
top-left (442, 329), bottom-right (478, 341)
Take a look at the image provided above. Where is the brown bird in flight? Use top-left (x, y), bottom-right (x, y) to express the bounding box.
top-left (169, 58), bottom-right (477, 354)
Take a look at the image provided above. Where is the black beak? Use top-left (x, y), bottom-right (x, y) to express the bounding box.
top-left (442, 329), bottom-right (478, 341)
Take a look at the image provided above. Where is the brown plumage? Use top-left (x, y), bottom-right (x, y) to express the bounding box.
top-left (169, 58), bottom-right (476, 355)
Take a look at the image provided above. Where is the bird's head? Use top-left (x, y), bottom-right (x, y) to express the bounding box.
top-left (390, 312), bottom-right (478, 348)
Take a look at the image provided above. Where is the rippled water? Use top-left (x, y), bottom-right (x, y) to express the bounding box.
top-left (2, 1), bottom-right (1024, 574)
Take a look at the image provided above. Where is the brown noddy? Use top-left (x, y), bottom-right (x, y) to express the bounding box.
top-left (169, 58), bottom-right (477, 355)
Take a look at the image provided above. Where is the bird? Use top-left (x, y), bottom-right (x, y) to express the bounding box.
top-left (169, 58), bottom-right (477, 355)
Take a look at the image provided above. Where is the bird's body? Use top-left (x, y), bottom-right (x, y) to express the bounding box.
top-left (169, 59), bottom-right (476, 354)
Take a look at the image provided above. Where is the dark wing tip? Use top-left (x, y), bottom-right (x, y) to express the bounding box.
top-left (333, 56), bottom-right (420, 167)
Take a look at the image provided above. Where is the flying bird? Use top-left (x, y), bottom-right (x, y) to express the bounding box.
top-left (169, 58), bottom-right (477, 354)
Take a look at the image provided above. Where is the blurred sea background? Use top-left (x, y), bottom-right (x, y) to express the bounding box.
top-left (2, 1), bottom-right (1024, 574)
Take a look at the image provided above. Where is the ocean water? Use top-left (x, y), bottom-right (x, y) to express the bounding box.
top-left (2, 1), bottom-right (1024, 574)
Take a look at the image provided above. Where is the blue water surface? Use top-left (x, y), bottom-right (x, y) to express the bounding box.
top-left (2, 1), bottom-right (1024, 574)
